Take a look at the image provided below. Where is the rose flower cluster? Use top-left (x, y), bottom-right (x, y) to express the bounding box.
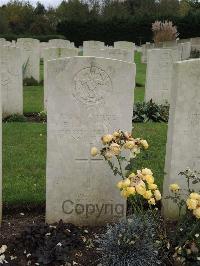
top-left (91, 130), bottom-right (161, 204)
top-left (169, 184), bottom-right (200, 219)
top-left (91, 130), bottom-right (149, 160)
top-left (117, 168), bottom-right (162, 204)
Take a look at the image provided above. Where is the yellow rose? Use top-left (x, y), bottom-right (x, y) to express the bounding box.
top-left (193, 207), bottom-right (200, 219)
top-left (117, 181), bottom-right (124, 189)
top-left (124, 140), bottom-right (135, 150)
top-left (154, 190), bottom-right (162, 201)
top-left (141, 139), bottom-right (149, 149)
top-left (90, 147), bottom-right (98, 157)
top-left (190, 193), bottom-right (200, 200)
top-left (143, 190), bottom-right (153, 200)
top-left (145, 175), bottom-right (154, 184)
top-left (136, 185), bottom-right (146, 196)
top-left (148, 198), bottom-right (156, 205)
top-left (105, 151), bottom-right (113, 160)
top-left (142, 168), bottom-right (153, 176)
top-left (148, 183), bottom-right (158, 190)
top-left (186, 198), bottom-right (198, 210)
top-left (102, 134), bottom-right (113, 144)
top-left (126, 187), bottom-right (136, 196)
top-left (110, 143), bottom-right (120, 156)
top-left (169, 184), bottom-right (180, 192)
top-left (123, 178), bottom-right (131, 187)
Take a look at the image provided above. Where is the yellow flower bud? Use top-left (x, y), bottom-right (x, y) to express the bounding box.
top-left (145, 175), bottom-right (154, 184)
top-left (169, 184), bottom-right (180, 192)
top-left (148, 198), bottom-right (156, 205)
top-left (154, 190), bottom-right (162, 201)
top-left (143, 190), bottom-right (153, 200)
top-left (141, 139), bottom-right (149, 149)
top-left (110, 143), bottom-right (120, 156)
top-left (148, 183), bottom-right (158, 190)
top-left (186, 198), bottom-right (198, 210)
top-left (102, 134), bottom-right (113, 144)
top-left (90, 147), bottom-right (98, 157)
top-left (124, 140), bottom-right (135, 150)
top-left (128, 173), bottom-right (136, 179)
top-left (193, 207), bottom-right (200, 219)
top-left (136, 185), bottom-right (146, 196)
top-left (142, 168), bottom-right (153, 176)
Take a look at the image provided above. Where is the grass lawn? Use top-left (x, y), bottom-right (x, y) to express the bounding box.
top-left (2, 51), bottom-right (168, 206)
top-left (3, 123), bottom-right (46, 206)
top-left (24, 86), bottom-right (44, 113)
top-left (134, 52), bottom-right (145, 102)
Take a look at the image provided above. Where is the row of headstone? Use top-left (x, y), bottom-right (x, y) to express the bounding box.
top-left (141, 39), bottom-right (192, 63)
top-left (83, 41), bottom-right (135, 62)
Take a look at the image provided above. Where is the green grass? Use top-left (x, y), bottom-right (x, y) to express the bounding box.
top-left (3, 123), bottom-right (46, 205)
top-left (23, 85), bottom-right (44, 113)
top-left (133, 123), bottom-right (168, 190)
top-left (134, 52), bottom-right (145, 103)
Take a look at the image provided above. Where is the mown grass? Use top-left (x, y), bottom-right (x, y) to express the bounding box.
top-left (134, 52), bottom-right (145, 102)
top-left (3, 123), bottom-right (46, 205)
top-left (2, 51), bottom-right (167, 206)
top-left (23, 86), bottom-right (44, 113)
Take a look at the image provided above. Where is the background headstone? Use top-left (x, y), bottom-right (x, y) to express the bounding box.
top-left (17, 38), bottom-right (40, 82)
top-left (83, 41), bottom-right (105, 56)
top-left (145, 48), bottom-right (179, 104)
top-left (43, 48), bottom-right (60, 110)
top-left (46, 56), bottom-right (135, 225)
top-left (82, 47), bottom-right (133, 62)
top-left (0, 46), bottom-right (23, 118)
top-left (163, 59), bottom-right (200, 219)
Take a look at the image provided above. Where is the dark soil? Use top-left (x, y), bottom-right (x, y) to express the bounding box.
top-left (0, 210), bottom-right (104, 266)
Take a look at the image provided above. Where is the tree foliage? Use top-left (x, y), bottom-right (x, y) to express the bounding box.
top-left (0, 0), bottom-right (199, 44)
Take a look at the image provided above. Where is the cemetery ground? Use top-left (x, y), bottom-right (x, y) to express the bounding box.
top-left (0, 52), bottom-right (168, 265)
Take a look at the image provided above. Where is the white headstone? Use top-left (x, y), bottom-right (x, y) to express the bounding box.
top-left (180, 42), bottom-right (191, 60)
top-left (48, 39), bottom-right (70, 48)
top-left (145, 48), bottom-right (179, 104)
top-left (114, 41), bottom-right (135, 53)
top-left (141, 42), bottom-right (155, 63)
top-left (83, 41), bottom-right (104, 56)
top-left (0, 46), bottom-right (23, 117)
top-left (17, 38), bottom-right (40, 82)
top-left (191, 37), bottom-right (200, 51)
top-left (43, 48), bottom-right (60, 110)
top-left (163, 59), bottom-right (200, 219)
top-left (46, 56), bottom-right (135, 225)
top-left (60, 47), bottom-right (79, 58)
top-left (83, 47), bottom-right (133, 62)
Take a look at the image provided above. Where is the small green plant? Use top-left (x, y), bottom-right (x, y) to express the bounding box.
top-left (166, 169), bottom-right (200, 265)
top-left (4, 114), bottom-right (27, 123)
top-left (133, 100), bottom-right (169, 123)
top-left (23, 77), bottom-right (40, 86)
top-left (38, 110), bottom-right (47, 122)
